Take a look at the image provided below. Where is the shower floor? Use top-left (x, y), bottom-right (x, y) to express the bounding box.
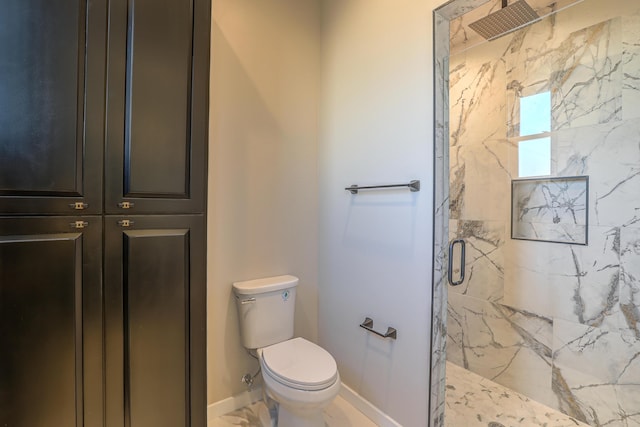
top-left (445, 362), bottom-right (589, 427)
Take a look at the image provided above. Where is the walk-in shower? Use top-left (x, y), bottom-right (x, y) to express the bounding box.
top-left (432, 0), bottom-right (640, 425)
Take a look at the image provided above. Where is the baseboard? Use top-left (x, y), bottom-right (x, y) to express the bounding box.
top-left (339, 383), bottom-right (402, 427)
top-left (207, 387), bottom-right (263, 421)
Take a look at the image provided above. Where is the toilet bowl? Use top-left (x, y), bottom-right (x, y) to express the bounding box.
top-left (232, 275), bottom-right (340, 427)
top-left (258, 337), bottom-right (340, 427)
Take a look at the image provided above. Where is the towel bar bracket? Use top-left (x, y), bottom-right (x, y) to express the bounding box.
top-left (359, 317), bottom-right (397, 340)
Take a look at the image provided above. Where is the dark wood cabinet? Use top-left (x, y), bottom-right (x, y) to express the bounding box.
top-left (0, 215), bottom-right (207, 427)
top-left (0, 0), bottom-right (210, 216)
top-left (105, 0), bottom-right (209, 214)
top-left (0, 0), bottom-right (107, 215)
top-left (0, 216), bottom-right (103, 427)
top-left (104, 215), bottom-right (206, 427)
top-left (0, 1), bottom-right (209, 426)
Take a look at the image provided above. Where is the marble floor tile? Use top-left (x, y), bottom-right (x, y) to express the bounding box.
top-left (214, 362), bottom-right (613, 427)
top-left (209, 394), bottom-right (378, 427)
top-left (445, 361), bottom-right (589, 427)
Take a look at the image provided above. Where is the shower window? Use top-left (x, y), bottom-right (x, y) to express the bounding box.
top-left (518, 137), bottom-right (550, 177)
top-left (517, 91), bottom-right (552, 177)
top-left (520, 91), bottom-right (551, 136)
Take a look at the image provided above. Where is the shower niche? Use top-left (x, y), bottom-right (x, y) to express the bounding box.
top-left (511, 176), bottom-right (589, 245)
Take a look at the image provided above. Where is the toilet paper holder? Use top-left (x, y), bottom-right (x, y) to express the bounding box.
top-left (359, 317), bottom-right (397, 340)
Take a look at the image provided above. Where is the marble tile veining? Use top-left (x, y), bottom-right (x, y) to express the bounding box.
top-left (449, 44), bottom-right (508, 150)
top-left (449, 220), bottom-right (506, 302)
top-left (622, 14), bottom-right (640, 121)
top-left (447, 293), bottom-right (556, 408)
top-left (450, 140), bottom-right (513, 222)
top-left (548, 226), bottom-right (622, 332)
top-left (554, 119), bottom-right (640, 228)
top-left (445, 361), bottom-right (590, 427)
top-left (552, 318), bottom-right (640, 426)
top-left (620, 226), bottom-right (640, 339)
top-left (551, 18), bottom-right (623, 130)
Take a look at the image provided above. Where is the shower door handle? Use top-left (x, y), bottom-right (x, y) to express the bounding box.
top-left (448, 239), bottom-right (466, 286)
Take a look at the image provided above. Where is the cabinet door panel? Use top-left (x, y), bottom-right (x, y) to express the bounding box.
top-left (105, 215), bottom-right (205, 427)
top-left (0, 1), bottom-right (106, 214)
top-left (126, 0), bottom-right (192, 196)
top-left (106, 0), bottom-right (210, 214)
top-left (0, 217), bottom-right (103, 427)
top-left (128, 230), bottom-right (188, 426)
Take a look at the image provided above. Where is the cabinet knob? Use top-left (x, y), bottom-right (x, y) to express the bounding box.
top-left (117, 219), bottom-right (135, 227)
top-left (70, 221), bottom-right (89, 229)
top-left (118, 201), bottom-right (135, 209)
top-left (69, 202), bottom-right (89, 210)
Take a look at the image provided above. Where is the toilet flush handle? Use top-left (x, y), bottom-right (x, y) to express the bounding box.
top-left (240, 297), bottom-right (256, 305)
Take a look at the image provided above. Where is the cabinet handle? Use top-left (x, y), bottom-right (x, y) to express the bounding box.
top-left (70, 221), bottom-right (89, 229)
top-left (117, 219), bottom-right (135, 227)
top-left (117, 201), bottom-right (135, 209)
top-left (69, 202), bottom-right (89, 210)
top-left (448, 239), bottom-right (466, 286)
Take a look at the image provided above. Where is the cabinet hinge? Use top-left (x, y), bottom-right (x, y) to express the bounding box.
top-left (69, 202), bottom-right (89, 210)
top-left (70, 220), bottom-right (89, 229)
top-left (117, 219), bottom-right (135, 227)
top-left (117, 201), bottom-right (135, 209)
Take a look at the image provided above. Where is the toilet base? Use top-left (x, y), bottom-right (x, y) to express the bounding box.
top-left (277, 404), bottom-right (325, 427)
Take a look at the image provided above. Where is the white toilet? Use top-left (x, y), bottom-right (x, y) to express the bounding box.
top-left (233, 275), bottom-right (340, 427)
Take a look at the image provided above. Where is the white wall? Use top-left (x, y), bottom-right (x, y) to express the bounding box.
top-left (207, 0), bottom-right (321, 403)
top-left (208, 1), bottom-right (442, 423)
top-left (319, 1), bottom-right (439, 425)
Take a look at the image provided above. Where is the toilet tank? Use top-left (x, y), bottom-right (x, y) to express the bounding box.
top-left (232, 275), bottom-right (298, 350)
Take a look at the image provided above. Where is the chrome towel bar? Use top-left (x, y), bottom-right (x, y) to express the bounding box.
top-left (345, 180), bottom-right (420, 194)
top-left (359, 317), bottom-right (397, 340)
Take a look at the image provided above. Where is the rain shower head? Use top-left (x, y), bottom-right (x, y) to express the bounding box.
top-left (468, 0), bottom-right (540, 41)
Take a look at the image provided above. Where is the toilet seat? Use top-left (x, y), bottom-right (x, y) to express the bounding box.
top-left (260, 337), bottom-right (338, 391)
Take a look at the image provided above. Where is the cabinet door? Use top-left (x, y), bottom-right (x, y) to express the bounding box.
top-left (104, 215), bottom-right (206, 427)
top-left (0, 1), bottom-right (106, 215)
top-left (0, 216), bottom-right (103, 427)
top-left (105, 0), bottom-right (210, 215)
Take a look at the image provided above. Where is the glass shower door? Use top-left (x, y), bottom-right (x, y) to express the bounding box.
top-left (441, 0), bottom-right (640, 425)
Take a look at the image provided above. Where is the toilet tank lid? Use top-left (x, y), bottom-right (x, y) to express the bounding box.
top-left (232, 275), bottom-right (299, 295)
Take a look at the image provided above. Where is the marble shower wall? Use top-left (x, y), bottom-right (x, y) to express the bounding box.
top-left (447, 0), bottom-right (640, 425)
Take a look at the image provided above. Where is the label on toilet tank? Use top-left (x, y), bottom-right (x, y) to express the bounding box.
top-left (282, 290), bottom-right (290, 301)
